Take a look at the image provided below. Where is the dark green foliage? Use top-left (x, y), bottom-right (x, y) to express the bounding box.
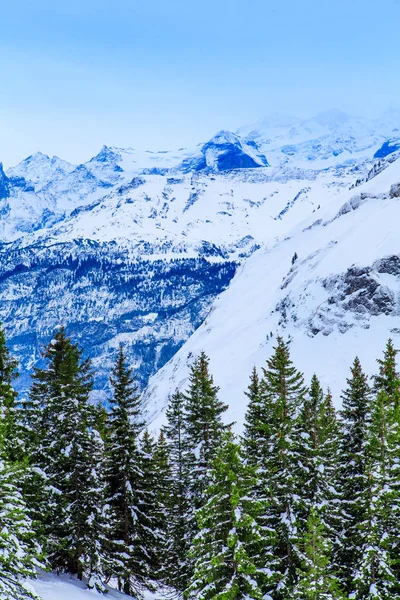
top-left (186, 431), bottom-right (264, 600)
top-left (338, 357), bottom-right (372, 590)
top-left (293, 508), bottom-right (344, 600)
top-left (104, 343), bottom-right (150, 597)
top-left (256, 337), bottom-right (308, 598)
top-left (20, 327), bottom-right (107, 587)
top-left (183, 351), bottom-right (228, 507)
top-left (162, 391), bottom-right (193, 596)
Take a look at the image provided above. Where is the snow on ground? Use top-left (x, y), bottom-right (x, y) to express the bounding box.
top-left (28, 572), bottom-right (160, 600)
top-left (144, 157), bottom-right (400, 430)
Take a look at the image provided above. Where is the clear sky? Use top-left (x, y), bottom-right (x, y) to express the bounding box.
top-left (1, 0), bottom-right (400, 167)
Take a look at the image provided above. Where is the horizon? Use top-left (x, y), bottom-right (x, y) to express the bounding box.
top-left (2, 106), bottom-right (400, 170)
top-left (2, 0), bottom-right (400, 166)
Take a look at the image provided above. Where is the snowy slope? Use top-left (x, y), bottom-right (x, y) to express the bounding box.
top-left (27, 572), bottom-right (158, 600)
top-left (1, 110), bottom-right (399, 398)
top-left (238, 109), bottom-right (400, 170)
top-left (144, 157), bottom-right (400, 428)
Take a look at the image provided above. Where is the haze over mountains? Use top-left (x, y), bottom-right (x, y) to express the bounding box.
top-left (2, 108), bottom-right (400, 419)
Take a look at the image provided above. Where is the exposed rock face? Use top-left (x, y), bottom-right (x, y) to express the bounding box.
top-left (390, 182), bottom-right (400, 198)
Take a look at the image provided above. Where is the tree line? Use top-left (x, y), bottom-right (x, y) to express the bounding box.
top-left (0, 325), bottom-right (399, 599)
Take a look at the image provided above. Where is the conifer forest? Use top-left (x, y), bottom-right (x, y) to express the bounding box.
top-left (0, 324), bottom-right (399, 599)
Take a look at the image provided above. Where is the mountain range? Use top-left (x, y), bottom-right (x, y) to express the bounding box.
top-left (2, 109), bottom-right (400, 419)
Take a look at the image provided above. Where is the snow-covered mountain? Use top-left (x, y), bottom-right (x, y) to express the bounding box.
top-left (144, 151), bottom-right (400, 428)
top-left (238, 109), bottom-right (400, 169)
top-left (1, 109), bottom-right (400, 403)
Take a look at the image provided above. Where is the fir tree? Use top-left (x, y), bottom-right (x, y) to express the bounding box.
top-left (354, 339), bottom-right (400, 596)
top-left (183, 351), bottom-right (228, 507)
top-left (338, 356), bottom-right (371, 590)
top-left (297, 377), bottom-right (342, 548)
top-left (0, 459), bottom-right (44, 600)
top-left (0, 324), bottom-right (22, 464)
top-left (104, 343), bottom-right (149, 597)
top-left (256, 337), bottom-right (308, 599)
top-left (153, 430), bottom-right (174, 588)
top-left (186, 431), bottom-right (264, 600)
top-left (293, 508), bottom-right (344, 600)
top-left (162, 391), bottom-right (193, 596)
top-left (242, 366), bottom-right (266, 466)
top-left (139, 430), bottom-right (165, 587)
top-left (21, 328), bottom-right (107, 587)
top-left (352, 469), bottom-right (398, 600)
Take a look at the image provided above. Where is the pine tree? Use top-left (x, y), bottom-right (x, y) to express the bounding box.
top-left (293, 508), bottom-right (344, 600)
top-left (183, 351), bottom-right (228, 508)
top-left (162, 390), bottom-right (192, 596)
top-left (104, 343), bottom-right (149, 597)
top-left (0, 324), bottom-right (23, 464)
top-left (352, 468), bottom-right (398, 600)
top-left (139, 430), bottom-right (165, 587)
top-left (242, 366), bottom-right (266, 466)
top-left (0, 459), bottom-right (44, 600)
top-left (297, 377), bottom-right (342, 548)
top-left (354, 339), bottom-right (400, 597)
top-left (186, 431), bottom-right (264, 600)
top-left (153, 430), bottom-right (174, 588)
top-left (338, 356), bottom-right (371, 590)
top-left (255, 337), bottom-right (308, 599)
top-left (21, 328), bottom-right (107, 587)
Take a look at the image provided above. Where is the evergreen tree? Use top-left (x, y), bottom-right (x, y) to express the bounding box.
top-left (153, 430), bottom-right (174, 588)
top-left (0, 459), bottom-right (44, 600)
top-left (183, 351), bottom-right (228, 508)
top-left (104, 343), bottom-right (149, 597)
top-left (255, 337), bottom-right (308, 599)
top-left (293, 508), bottom-right (344, 600)
top-left (242, 366), bottom-right (266, 466)
top-left (354, 339), bottom-right (400, 597)
top-left (162, 391), bottom-right (192, 596)
top-left (352, 468), bottom-right (398, 600)
top-left (297, 377), bottom-right (342, 548)
top-left (139, 430), bottom-right (165, 587)
top-left (338, 356), bottom-right (371, 590)
top-left (186, 431), bottom-right (264, 600)
top-left (21, 328), bottom-right (107, 587)
top-left (0, 325), bottom-right (22, 464)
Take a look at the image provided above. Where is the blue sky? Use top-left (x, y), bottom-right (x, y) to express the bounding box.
top-left (1, 0), bottom-right (400, 166)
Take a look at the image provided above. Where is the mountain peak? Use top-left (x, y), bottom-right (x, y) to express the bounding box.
top-left (307, 109), bottom-right (351, 129)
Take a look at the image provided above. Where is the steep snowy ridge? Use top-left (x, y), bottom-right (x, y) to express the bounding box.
top-left (1, 109), bottom-right (400, 400)
top-left (144, 156), bottom-right (400, 428)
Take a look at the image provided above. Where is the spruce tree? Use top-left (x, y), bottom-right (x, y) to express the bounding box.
top-left (354, 339), bottom-right (400, 596)
top-left (338, 356), bottom-right (371, 590)
top-left (183, 351), bottom-right (228, 508)
top-left (139, 430), bottom-right (165, 588)
top-left (186, 431), bottom-right (264, 600)
top-left (153, 430), bottom-right (174, 588)
top-left (0, 325), bottom-right (22, 464)
top-left (0, 459), bottom-right (44, 600)
top-left (352, 468), bottom-right (398, 600)
top-left (297, 377), bottom-right (342, 549)
top-left (293, 508), bottom-right (344, 600)
top-left (255, 337), bottom-right (308, 599)
top-left (104, 343), bottom-right (149, 597)
top-left (21, 328), bottom-right (107, 587)
top-left (242, 366), bottom-right (267, 466)
top-left (162, 391), bottom-right (192, 596)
